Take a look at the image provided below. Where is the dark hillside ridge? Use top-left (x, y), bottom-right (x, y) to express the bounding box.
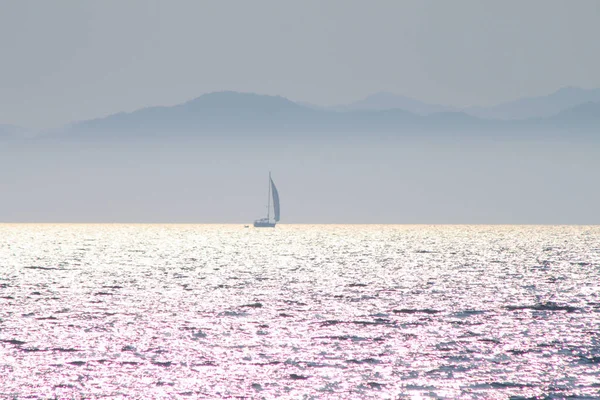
top-left (19, 91), bottom-right (600, 140)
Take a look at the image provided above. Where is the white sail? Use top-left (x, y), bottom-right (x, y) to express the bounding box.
top-left (271, 177), bottom-right (280, 222)
top-left (254, 172), bottom-right (279, 227)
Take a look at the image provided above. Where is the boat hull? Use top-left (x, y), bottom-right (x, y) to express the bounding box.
top-left (253, 221), bottom-right (276, 228)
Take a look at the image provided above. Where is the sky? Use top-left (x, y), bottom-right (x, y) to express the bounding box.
top-left (2, 137), bottom-right (599, 224)
top-left (1, 0), bottom-right (600, 129)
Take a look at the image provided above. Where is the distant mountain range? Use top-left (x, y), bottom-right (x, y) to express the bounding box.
top-left (332, 91), bottom-right (455, 115)
top-left (330, 87), bottom-right (600, 120)
top-left (465, 87), bottom-right (600, 120)
top-left (547, 101), bottom-right (600, 126)
top-left (0, 124), bottom-right (27, 137)
top-left (58, 92), bottom-right (495, 138)
top-left (5, 87), bottom-right (600, 140)
top-left (65, 92), bottom-right (322, 137)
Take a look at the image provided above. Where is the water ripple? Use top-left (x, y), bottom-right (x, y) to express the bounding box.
top-left (1, 224), bottom-right (600, 397)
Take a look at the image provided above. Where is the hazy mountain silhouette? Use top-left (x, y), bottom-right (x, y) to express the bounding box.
top-left (466, 87), bottom-right (600, 120)
top-left (334, 87), bottom-right (600, 120)
top-left (542, 101), bottom-right (600, 132)
top-left (49, 90), bottom-right (600, 140)
top-left (550, 101), bottom-right (600, 120)
top-left (334, 91), bottom-right (455, 115)
top-left (60, 91), bottom-right (494, 139)
top-left (0, 124), bottom-right (26, 137)
top-left (65, 91), bottom-right (334, 137)
top-left (294, 100), bottom-right (329, 111)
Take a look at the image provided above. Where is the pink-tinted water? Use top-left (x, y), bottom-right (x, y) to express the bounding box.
top-left (1, 224), bottom-right (599, 398)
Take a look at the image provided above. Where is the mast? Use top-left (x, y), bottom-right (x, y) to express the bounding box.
top-left (267, 171), bottom-right (271, 221)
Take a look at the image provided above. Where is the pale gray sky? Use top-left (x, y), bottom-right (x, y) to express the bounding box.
top-left (2, 137), bottom-right (600, 224)
top-left (1, 0), bottom-right (599, 128)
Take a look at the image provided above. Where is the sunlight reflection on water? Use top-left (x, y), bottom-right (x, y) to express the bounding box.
top-left (1, 224), bottom-right (599, 398)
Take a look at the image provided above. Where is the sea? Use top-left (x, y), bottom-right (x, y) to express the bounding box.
top-left (1, 224), bottom-right (599, 399)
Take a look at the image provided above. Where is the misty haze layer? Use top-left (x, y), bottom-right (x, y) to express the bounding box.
top-left (1, 134), bottom-right (598, 224)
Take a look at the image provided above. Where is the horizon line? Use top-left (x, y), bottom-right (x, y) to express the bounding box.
top-left (1, 222), bottom-right (598, 226)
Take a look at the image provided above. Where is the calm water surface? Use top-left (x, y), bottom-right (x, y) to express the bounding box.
top-left (1, 224), bottom-right (599, 398)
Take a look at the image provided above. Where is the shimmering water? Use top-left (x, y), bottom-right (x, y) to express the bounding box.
top-left (1, 224), bottom-right (599, 398)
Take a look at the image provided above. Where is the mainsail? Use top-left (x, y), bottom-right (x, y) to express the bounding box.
top-left (270, 177), bottom-right (280, 222)
top-left (254, 172), bottom-right (280, 228)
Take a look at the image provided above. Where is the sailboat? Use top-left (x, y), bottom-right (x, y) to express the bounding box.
top-left (254, 172), bottom-right (280, 228)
